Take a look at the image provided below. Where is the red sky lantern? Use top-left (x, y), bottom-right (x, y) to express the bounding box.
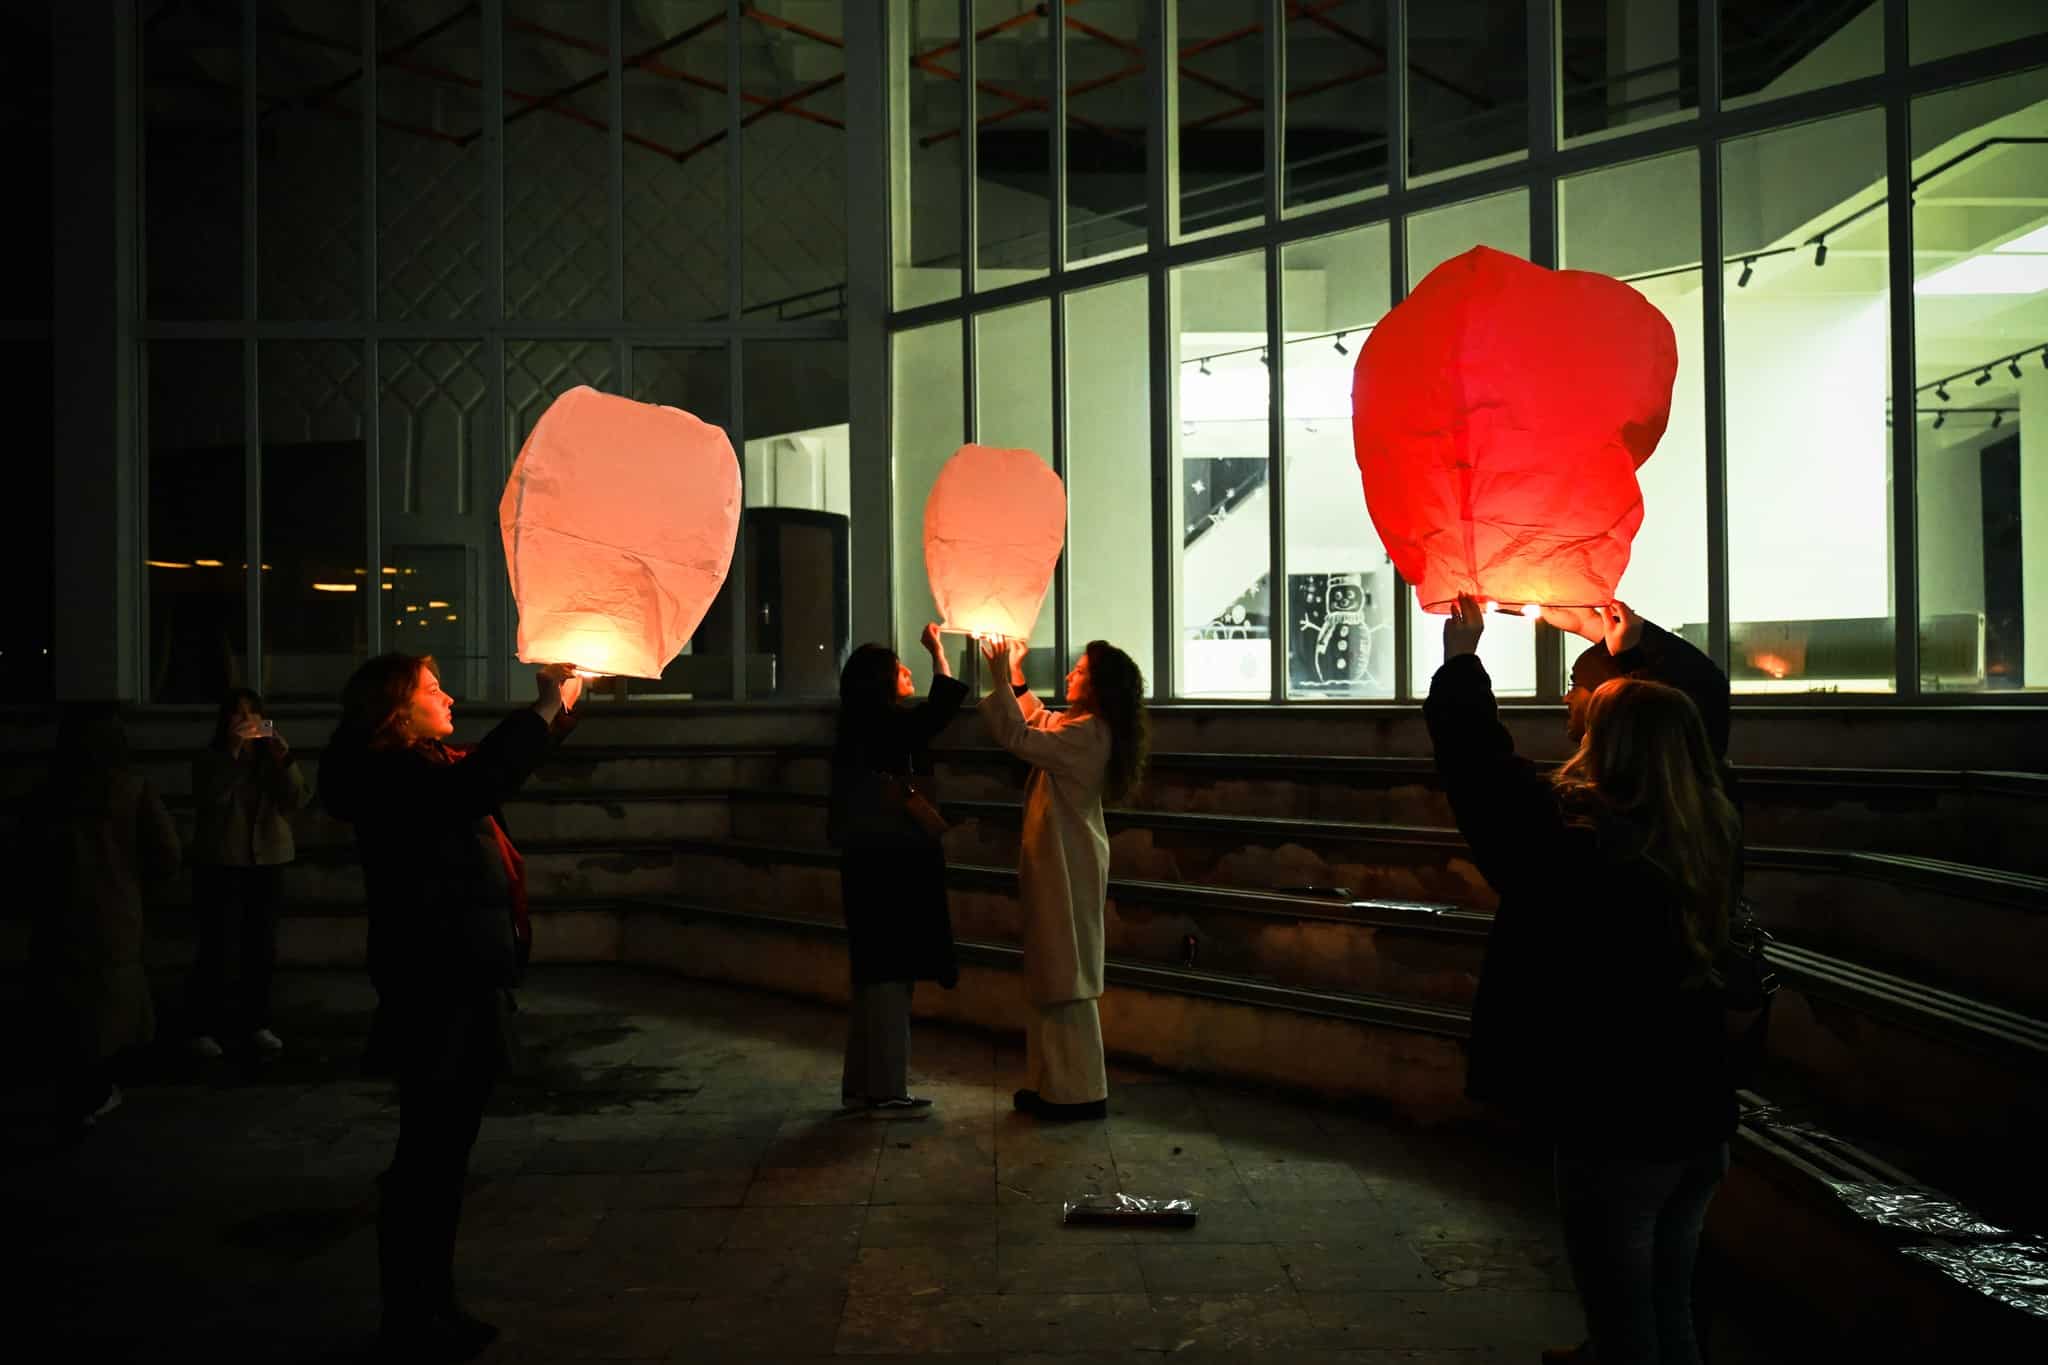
top-left (923, 443), bottom-right (1066, 641)
top-left (500, 385), bottom-right (740, 678)
top-left (1352, 245), bottom-right (1677, 611)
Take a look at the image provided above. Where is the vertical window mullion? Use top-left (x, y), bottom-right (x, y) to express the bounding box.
top-left (1148, 0), bottom-right (1178, 699)
top-left (727, 2), bottom-right (748, 699)
top-left (1699, 0), bottom-right (1731, 674)
top-left (361, 0), bottom-right (381, 660)
top-left (1387, 0), bottom-right (1411, 701)
top-left (1528, 0), bottom-right (1563, 699)
top-left (1265, 0), bottom-right (1286, 702)
top-left (243, 0), bottom-right (260, 685)
top-left (1051, 2), bottom-right (1070, 699)
top-left (1885, 0), bottom-right (1920, 696)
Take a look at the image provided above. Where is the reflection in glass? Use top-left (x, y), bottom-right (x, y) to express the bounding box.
top-left (143, 0), bottom-right (242, 319)
top-left (1908, 1), bottom-right (2047, 66)
top-left (377, 1), bottom-right (484, 321)
top-left (148, 343), bottom-right (246, 702)
top-left (892, 322), bottom-right (966, 679)
top-left (1721, 0), bottom-right (1879, 110)
top-left (504, 1), bottom-right (611, 320)
top-left (624, 2), bottom-right (728, 322)
top-left (1283, 1), bottom-right (1390, 213)
top-left (1282, 224), bottom-right (1393, 698)
top-left (1911, 69), bottom-right (2048, 690)
top-left (1174, 252), bottom-right (1270, 697)
top-left (1405, 190), bottom-right (1535, 694)
top-left (741, 5), bottom-right (846, 316)
top-left (260, 342), bottom-right (367, 699)
top-left (1407, 0), bottom-right (1528, 182)
top-left (1722, 110), bottom-right (1892, 692)
top-left (1560, 151), bottom-right (1707, 660)
top-left (975, 301), bottom-right (1056, 691)
top-left (1559, 0), bottom-right (1697, 143)
top-left (975, 0), bottom-right (1052, 282)
top-left (257, 8), bottom-right (361, 319)
top-left (1065, 0), bottom-right (1146, 264)
top-left (896, 1), bottom-right (964, 307)
top-left (0, 344), bottom-right (53, 700)
top-left (1067, 277), bottom-right (1155, 693)
top-left (1175, 1), bottom-right (1266, 238)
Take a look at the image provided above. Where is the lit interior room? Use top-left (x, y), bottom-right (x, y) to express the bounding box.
top-left (8, 3), bottom-right (2048, 1360)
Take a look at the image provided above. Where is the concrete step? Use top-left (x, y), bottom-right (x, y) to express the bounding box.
top-left (278, 839), bottom-right (681, 905)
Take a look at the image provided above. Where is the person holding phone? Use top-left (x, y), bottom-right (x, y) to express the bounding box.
top-left (978, 635), bottom-right (1148, 1121)
top-left (318, 655), bottom-right (581, 1360)
top-left (187, 688), bottom-right (308, 1058)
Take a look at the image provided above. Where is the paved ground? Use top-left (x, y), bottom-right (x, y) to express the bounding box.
top-left (4, 967), bottom-right (1792, 1362)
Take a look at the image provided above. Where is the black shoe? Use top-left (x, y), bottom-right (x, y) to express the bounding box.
top-left (869, 1096), bottom-right (933, 1111)
top-left (1033, 1096), bottom-right (1108, 1122)
top-left (1013, 1088), bottom-right (1042, 1113)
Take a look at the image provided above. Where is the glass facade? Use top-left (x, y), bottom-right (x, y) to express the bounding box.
top-left (136, 0), bottom-right (849, 704)
top-left (885, 1), bottom-right (2048, 702)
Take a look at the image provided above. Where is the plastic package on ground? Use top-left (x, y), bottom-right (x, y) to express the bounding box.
top-left (1828, 1182), bottom-right (2016, 1241)
top-left (1352, 245), bottom-right (1677, 611)
top-left (1901, 1240), bottom-right (2048, 1322)
top-left (923, 443), bottom-right (1066, 641)
top-left (500, 384), bottom-right (740, 678)
top-left (1062, 1193), bottom-right (1199, 1227)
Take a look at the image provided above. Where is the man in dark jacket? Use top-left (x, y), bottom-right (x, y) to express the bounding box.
top-left (1544, 601), bottom-right (1730, 761)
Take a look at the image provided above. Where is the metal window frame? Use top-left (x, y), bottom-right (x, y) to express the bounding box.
top-left (880, 2), bottom-right (2048, 710)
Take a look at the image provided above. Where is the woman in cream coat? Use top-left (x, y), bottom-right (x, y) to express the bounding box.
top-left (979, 635), bottom-right (1148, 1120)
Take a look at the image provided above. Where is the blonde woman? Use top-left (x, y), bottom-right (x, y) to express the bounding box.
top-left (1427, 594), bottom-right (1743, 1365)
top-left (978, 636), bottom-right (1147, 1120)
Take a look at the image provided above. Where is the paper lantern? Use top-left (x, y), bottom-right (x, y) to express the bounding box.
top-left (1352, 245), bottom-right (1677, 611)
top-left (923, 443), bottom-right (1066, 640)
top-left (500, 385), bottom-right (739, 678)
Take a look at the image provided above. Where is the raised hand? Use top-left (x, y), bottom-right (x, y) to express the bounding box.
top-left (1599, 601), bottom-right (1644, 656)
top-left (1538, 604), bottom-right (1605, 644)
top-left (1444, 594), bottom-right (1485, 659)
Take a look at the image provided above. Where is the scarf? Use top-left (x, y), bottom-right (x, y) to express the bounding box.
top-left (417, 740), bottom-right (530, 960)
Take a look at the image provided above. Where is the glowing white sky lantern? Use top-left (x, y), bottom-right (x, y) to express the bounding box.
top-left (500, 385), bottom-right (740, 678)
top-left (923, 443), bottom-right (1066, 641)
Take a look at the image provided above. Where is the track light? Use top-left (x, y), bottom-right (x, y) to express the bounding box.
top-left (1935, 381), bottom-right (1951, 401)
top-left (2012, 357), bottom-right (2026, 379)
top-left (1975, 369), bottom-right (1993, 387)
top-left (1813, 238), bottom-right (1828, 267)
top-left (1198, 358), bottom-right (1211, 376)
top-left (1333, 332), bottom-right (1349, 356)
top-left (1992, 410), bottom-right (2004, 429)
top-left (1737, 258), bottom-right (1754, 288)
top-left (1933, 409), bottom-right (1947, 430)
top-left (1259, 350), bottom-right (1270, 368)
top-left (2041, 347), bottom-right (2048, 371)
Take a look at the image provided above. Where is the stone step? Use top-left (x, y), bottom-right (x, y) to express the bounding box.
top-left (278, 839), bottom-right (680, 905)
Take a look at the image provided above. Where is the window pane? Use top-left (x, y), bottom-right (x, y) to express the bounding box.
top-left (1282, 223), bottom-right (1393, 698)
top-left (1560, 0), bottom-right (1697, 144)
top-left (1722, 110), bottom-right (1892, 692)
top-left (1175, 251), bottom-right (1270, 698)
top-left (892, 322), bottom-right (966, 678)
top-left (378, 341), bottom-right (492, 700)
top-left (144, 0), bottom-right (241, 319)
top-left (976, 0), bottom-right (1051, 282)
top-left (1722, 0), bottom-right (1878, 110)
top-left (1910, 2), bottom-right (2048, 65)
top-left (1560, 150), bottom-right (1707, 667)
top-left (377, 1), bottom-right (484, 321)
top-left (257, 6), bottom-right (361, 319)
top-left (1066, 276), bottom-right (1155, 694)
top-left (1912, 68), bottom-right (2048, 691)
top-left (1408, 0), bottom-right (1527, 183)
top-left (895, 0), bottom-right (964, 306)
top-left (624, 2), bottom-right (727, 323)
top-left (0, 343), bottom-right (53, 700)
top-left (504, 3), bottom-right (611, 320)
top-left (1065, 0), bottom-right (1146, 265)
top-left (628, 348), bottom-right (735, 699)
top-left (1176, 1), bottom-right (1266, 239)
top-left (1283, 1), bottom-right (1390, 214)
top-left (975, 301), bottom-right (1057, 691)
top-left (742, 4), bottom-right (846, 317)
top-left (261, 342), bottom-right (367, 700)
top-left (1405, 190), bottom-right (1536, 694)
top-left (148, 343), bottom-right (246, 702)
top-left (745, 340), bottom-right (852, 699)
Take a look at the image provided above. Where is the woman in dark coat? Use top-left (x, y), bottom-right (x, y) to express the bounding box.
top-left (830, 623), bottom-right (967, 1110)
top-left (1425, 596), bottom-right (1744, 1365)
top-left (318, 653), bottom-right (579, 1360)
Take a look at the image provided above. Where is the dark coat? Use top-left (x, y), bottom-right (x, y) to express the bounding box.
top-left (317, 709), bottom-right (556, 1000)
top-left (830, 675), bottom-right (969, 988)
top-left (1570, 622), bottom-right (1734, 774)
top-left (1426, 653), bottom-right (1738, 1157)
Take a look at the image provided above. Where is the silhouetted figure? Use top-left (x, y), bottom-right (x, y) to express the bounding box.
top-left (828, 625), bottom-right (967, 1110)
top-left (319, 654), bottom-right (580, 1361)
top-left (186, 688), bottom-right (307, 1058)
top-left (979, 636), bottom-right (1148, 1122)
top-left (26, 703), bottom-right (181, 1126)
top-left (1428, 596), bottom-right (1743, 1365)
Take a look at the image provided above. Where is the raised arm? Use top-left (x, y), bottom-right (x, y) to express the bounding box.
top-left (1612, 621), bottom-right (1730, 761)
top-left (978, 637), bottom-right (1105, 782)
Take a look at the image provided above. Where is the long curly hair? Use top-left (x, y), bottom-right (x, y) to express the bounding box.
top-left (1081, 640), bottom-right (1148, 805)
top-left (335, 653), bottom-right (438, 754)
top-left (1553, 677), bottom-right (1740, 971)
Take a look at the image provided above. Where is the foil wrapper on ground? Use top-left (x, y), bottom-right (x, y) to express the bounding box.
top-left (1827, 1181), bottom-right (2017, 1241)
top-left (1901, 1240), bottom-right (2048, 1322)
top-left (1062, 1193), bottom-right (1200, 1227)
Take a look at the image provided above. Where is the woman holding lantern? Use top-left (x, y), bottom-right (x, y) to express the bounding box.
top-left (318, 654), bottom-right (581, 1360)
top-left (829, 623), bottom-right (969, 1111)
top-left (979, 635), bottom-right (1148, 1120)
